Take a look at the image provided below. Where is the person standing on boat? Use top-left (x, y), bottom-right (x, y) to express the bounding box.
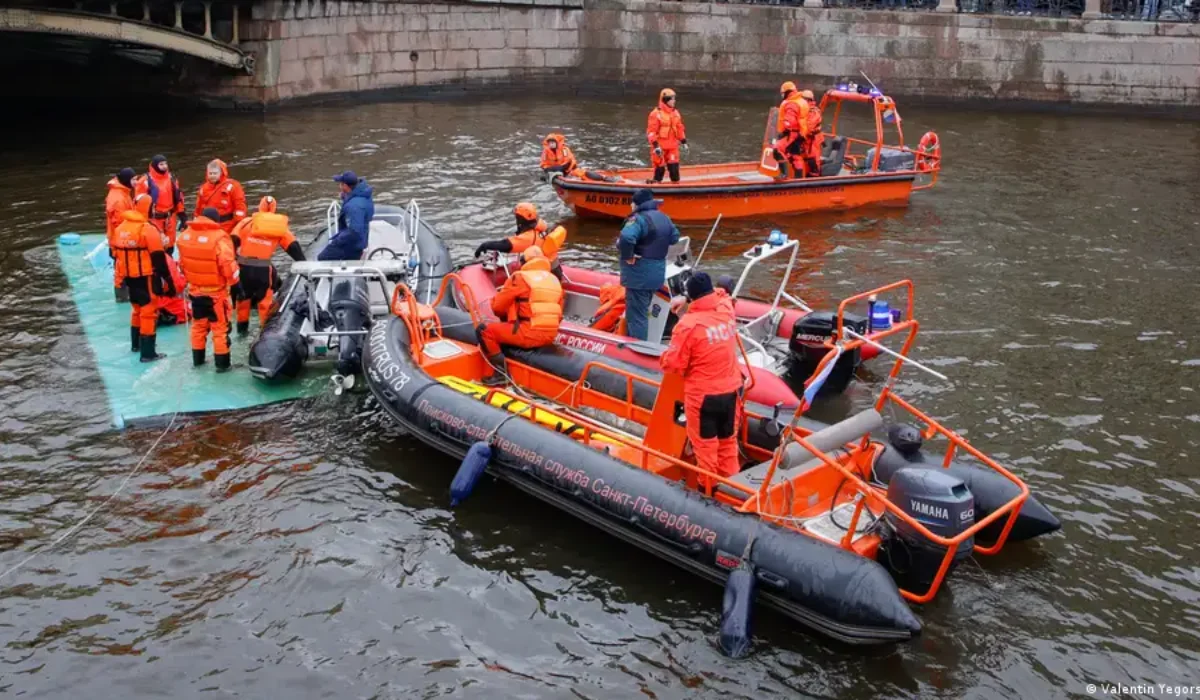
top-left (111, 194), bottom-right (176, 363)
top-left (772, 82), bottom-right (810, 179)
top-left (801, 90), bottom-right (825, 177)
top-left (230, 196), bottom-right (306, 335)
top-left (647, 88), bottom-right (687, 183)
top-left (193, 159), bottom-right (247, 235)
top-left (473, 202), bottom-right (568, 280)
top-left (617, 188), bottom-right (679, 341)
top-left (660, 271), bottom-right (745, 484)
top-left (318, 171), bottom-right (374, 261)
top-left (178, 207), bottom-right (241, 372)
top-left (134, 155), bottom-right (186, 254)
top-left (105, 167), bottom-right (137, 303)
top-left (475, 246), bottom-right (563, 378)
top-left (540, 133), bottom-right (583, 180)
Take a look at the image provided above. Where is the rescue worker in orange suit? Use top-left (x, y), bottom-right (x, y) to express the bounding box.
top-left (194, 159), bottom-right (247, 235)
top-left (111, 194), bottom-right (176, 363)
top-left (647, 88), bottom-right (687, 183)
top-left (134, 155), bottom-right (186, 254)
top-left (800, 90), bottom-right (825, 177)
top-left (661, 272), bottom-right (745, 483)
top-left (473, 202), bottom-right (568, 280)
top-left (178, 206), bottom-right (241, 372)
top-left (475, 245), bottom-right (563, 378)
top-left (230, 196), bottom-right (305, 335)
top-left (105, 166), bottom-right (137, 302)
top-left (772, 82), bottom-right (810, 179)
top-left (540, 133), bottom-right (583, 180)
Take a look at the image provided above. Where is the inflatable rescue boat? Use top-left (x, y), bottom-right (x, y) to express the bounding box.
top-left (550, 87), bottom-right (941, 221)
top-left (365, 275), bottom-right (1060, 645)
top-left (248, 200), bottom-right (451, 389)
top-left (456, 231), bottom-right (887, 409)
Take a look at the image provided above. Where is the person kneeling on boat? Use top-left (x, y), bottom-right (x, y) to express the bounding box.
top-left (475, 246), bottom-right (564, 379)
top-left (618, 188), bottom-right (680, 341)
top-left (178, 207), bottom-right (241, 372)
top-left (661, 272), bottom-right (746, 484)
top-left (111, 194), bottom-right (176, 363)
top-left (230, 196), bottom-right (306, 335)
top-left (772, 82), bottom-right (810, 180)
top-left (473, 202), bottom-right (567, 280)
top-left (540, 133), bottom-right (584, 181)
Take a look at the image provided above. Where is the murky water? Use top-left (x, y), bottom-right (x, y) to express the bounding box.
top-left (2, 95), bottom-right (1199, 699)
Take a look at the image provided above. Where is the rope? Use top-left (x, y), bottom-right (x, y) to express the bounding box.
top-left (0, 297), bottom-right (189, 583)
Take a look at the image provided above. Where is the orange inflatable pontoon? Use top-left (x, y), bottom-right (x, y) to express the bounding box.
top-left (550, 88), bottom-right (942, 222)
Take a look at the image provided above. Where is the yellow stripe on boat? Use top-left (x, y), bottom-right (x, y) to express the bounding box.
top-left (437, 376), bottom-right (623, 448)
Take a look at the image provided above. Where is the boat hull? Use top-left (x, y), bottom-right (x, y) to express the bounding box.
top-left (553, 163), bottom-right (917, 221)
top-left (363, 314), bottom-right (922, 645)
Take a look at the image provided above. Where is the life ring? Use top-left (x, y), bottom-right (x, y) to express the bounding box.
top-left (916, 131), bottom-right (940, 172)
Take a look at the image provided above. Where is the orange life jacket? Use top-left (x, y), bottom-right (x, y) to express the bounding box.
top-left (105, 178), bottom-right (134, 244)
top-left (111, 209), bottom-right (162, 283)
top-left (236, 212), bottom-right (296, 263)
top-left (194, 162), bottom-right (246, 233)
top-left (778, 93), bottom-right (810, 137)
top-left (510, 258), bottom-right (563, 331)
top-left (137, 171), bottom-right (183, 220)
top-left (177, 217), bottom-right (240, 295)
top-left (647, 106), bottom-right (685, 149)
top-left (591, 283), bottom-right (626, 332)
top-left (540, 134), bottom-right (578, 172)
top-left (507, 223), bottom-right (567, 260)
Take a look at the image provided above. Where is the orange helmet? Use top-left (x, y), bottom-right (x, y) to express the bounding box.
top-left (133, 193), bottom-right (152, 218)
top-left (659, 88), bottom-right (676, 103)
top-left (258, 195), bottom-right (277, 213)
top-left (800, 89), bottom-right (815, 100)
top-left (522, 245), bottom-right (545, 261)
top-left (780, 81), bottom-right (797, 94)
top-left (513, 202), bottom-right (538, 222)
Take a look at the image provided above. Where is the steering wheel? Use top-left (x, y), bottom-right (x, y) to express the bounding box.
top-left (367, 247), bottom-right (399, 260)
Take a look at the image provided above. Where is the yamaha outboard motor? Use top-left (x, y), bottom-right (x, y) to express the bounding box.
top-left (329, 275), bottom-right (372, 376)
top-left (786, 310), bottom-right (866, 396)
top-left (249, 279), bottom-right (311, 382)
top-left (877, 467), bottom-right (974, 595)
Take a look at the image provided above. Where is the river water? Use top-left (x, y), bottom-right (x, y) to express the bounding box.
top-left (1, 95), bottom-right (1198, 699)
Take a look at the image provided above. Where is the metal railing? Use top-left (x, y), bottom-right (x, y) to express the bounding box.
top-left (710, 0), bottom-right (1199, 19)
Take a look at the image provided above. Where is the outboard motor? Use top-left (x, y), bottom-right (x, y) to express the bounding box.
top-left (329, 275), bottom-right (372, 376)
top-left (786, 310), bottom-right (866, 396)
top-left (877, 467), bottom-right (974, 595)
top-left (249, 279), bottom-right (311, 382)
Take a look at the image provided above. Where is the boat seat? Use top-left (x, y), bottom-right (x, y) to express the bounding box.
top-left (820, 136), bottom-right (848, 177)
top-left (716, 409), bottom-right (883, 499)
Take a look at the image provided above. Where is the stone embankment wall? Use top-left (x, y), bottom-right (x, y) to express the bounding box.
top-left (208, 0), bottom-right (1200, 109)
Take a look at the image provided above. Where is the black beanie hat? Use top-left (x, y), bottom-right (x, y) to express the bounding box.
top-left (117, 167), bottom-right (136, 188)
top-left (686, 271), bottom-right (714, 301)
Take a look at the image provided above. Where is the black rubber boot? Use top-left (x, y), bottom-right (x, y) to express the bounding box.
top-left (667, 162), bottom-right (681, 183)
top-left (482, 353), bottom-right (507, 386)
top-left (236, 320), bottom-right (249, 336)
top-left (130, 326), bottom-right (141, 352)
top-left (115, 285), bottom-right (130, 303)
top-left (214, 353), bottom-right (232, 373)
top-left (192, 349), bottom-right (206, 367)
top-left (650, 166), bottom-right (665, 183)
top-left (139, 334), bottom-right (165, 363)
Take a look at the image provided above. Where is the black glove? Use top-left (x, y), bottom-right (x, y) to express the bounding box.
top-left (285, 241), bottom-right (306, 262)
top-left (680, 138), bottom-right (687, 145)
top-left (177, 214), bottom-right (188, 232)
top-left (149, 251), bottom-right (175, 296)
top-left (230, 234), bottom-right (241, 254)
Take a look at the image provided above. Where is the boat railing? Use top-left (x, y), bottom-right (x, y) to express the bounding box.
top-left (276, 261), bottom-right (399, 343)
top-left (325, 200), bottom-right (340, 238)
top-left (391, 272), bottom-right (482, 357)
top-left (747, 279), bottom-right (1030, 603)
top-left (734, 237), bottom-right (806, 337)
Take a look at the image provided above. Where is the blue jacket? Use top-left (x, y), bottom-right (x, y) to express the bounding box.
top-left (331, 181), bottom-right (375, 253)
top-left (617, 200), bottom-right (680, 290)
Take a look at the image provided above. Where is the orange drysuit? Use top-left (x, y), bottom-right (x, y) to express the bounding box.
top-left (112, 195), bottom-right (175, 361)
top-left (231, 198), bottom-right (305, 333)
top-left (135, 162), bottom-right (185, 251)
top-left (660, 289), bottom-right (745, 480)
top-left (194, 159), bottom-right (247, 234)
top-left (647, 88), bottom-right (686, 182)
top-left (478, 256), bottom-right (563, 358)
top-left (541, 133), bottom-right (582, 178)
top-left (773, 89), bottom-right (811, 179)
top-left (157, 256), bottom-right (189, 325)
top-left (803, 94), bottom-right (825, 176)
top-left (590, 284), bottom-right (626, 333)
top-left (105, 177), bottom-right (134, 244)
top-left (177, 215), bottom-right (240, 370)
